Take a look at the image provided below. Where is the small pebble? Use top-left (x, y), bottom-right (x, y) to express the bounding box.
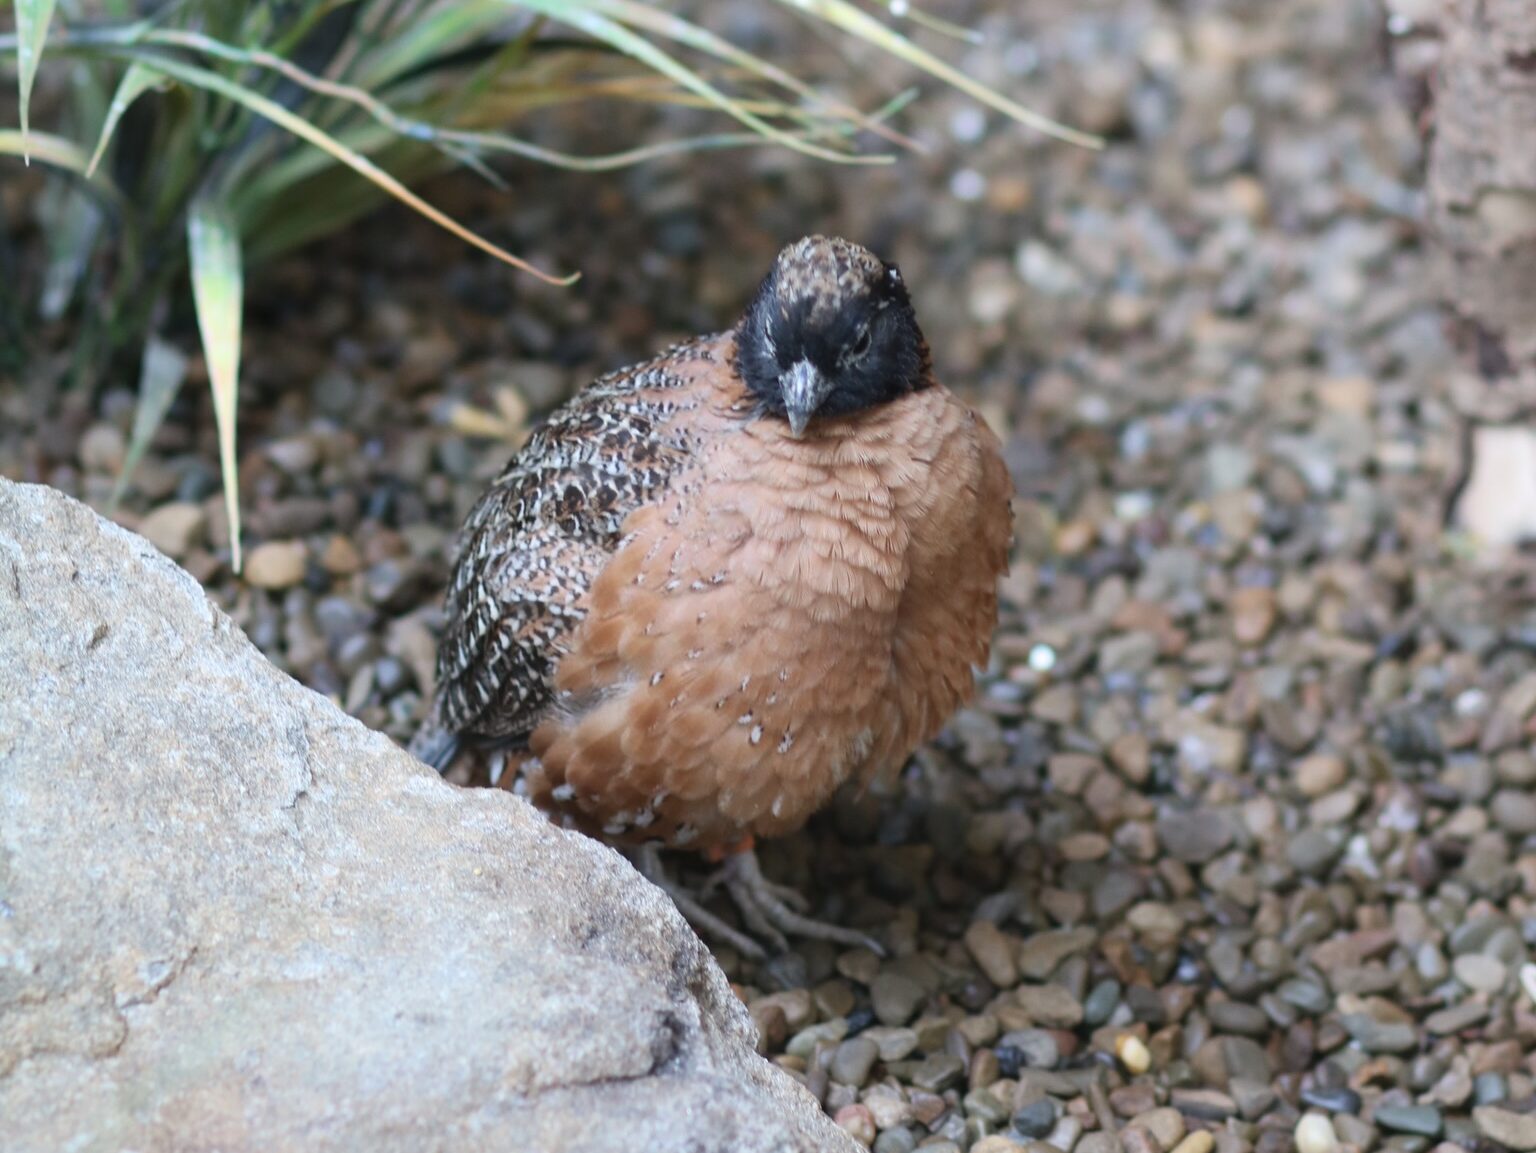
top-left (873, 1129), bottom-right (918, 1153)
top-left (1116, 1033), bottom-right (1151, 1075)
top-left (1453, 953), bottom-right (1506, 993)
top-left (1374, 1106), bottom-right (1443, 1138)
top-left (79, 423), bottom-right (126, 473)
top-left (966, 920), bottom-right (1021, 988)
top-left (910, 1053), bottom-right (965, 1093)
top-left (1013, 1099), bottom-right (1058, 1139)
top-left (244, 541), bottom-right (308, 590)
top-left (1171, 1134), bottom-right (1215, 1153)
top-left (871, 972), bottom-right (926, 1025)
top-left (1475, 1106), bottom-right (1536, 1151)
top-left (1046, 1115), bottom-right (1082, 1151)
top-left (1300, 1086), bottom-right (1362, 1115)
top-left (137, 502), bottom-right (207, 559)
top-left (998, 1029), bottom-right (1059, 1071)
top-left (830, 1037), bottom-right (879, 1087)
top-left (1297, 1114), bottom-right (1340, 1153)
top-left (835, 1103), bottom-right (877, 1147)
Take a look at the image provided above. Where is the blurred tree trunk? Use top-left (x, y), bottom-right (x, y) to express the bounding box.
top-left (1391, 0), bottom-right (1536, 542)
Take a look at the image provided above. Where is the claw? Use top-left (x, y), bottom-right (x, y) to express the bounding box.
top-left (632, 844), bottom-right (768, 960)
top-left (631, 845), bottom-right (883, 959)
top-left (720, 850), bottom-right (885, 957)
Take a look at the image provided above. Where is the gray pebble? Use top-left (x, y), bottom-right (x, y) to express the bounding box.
top-left (964, 1088), bottom-right (1010, 1126)
top-left (1277, 978), bottom-right (1331, 1016)
top-left (910, 1053), bottom-right (965, 1093)
top-left (829, 1037), bottom-right (879, 1087)
top-left (1288, 828), bottom-right (1346, 876)
top-left (1013, 1098), bottom-right (1058, 1138)
top-left (870, 972), bottom-right (926, 1026)
top-left (1207, 999), bottom-right (1269, 1036)
top-left (998, 1029), bottom-right (1060, 1070)
top-left (1340, 1013), bottom-right (1418, 1054)
top-left (873, 1128), bottom-right (918, 1153)
top-left (1083, 979), bottom-right (1121, 1026)
top-left (1474, 1073), bottom-right (1508, 1106)
top-left (1373, 1106), bottom-right (1442, 1138)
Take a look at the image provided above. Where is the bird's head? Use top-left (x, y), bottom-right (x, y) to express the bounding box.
top-left (735, 236), bottom-right (929, 438)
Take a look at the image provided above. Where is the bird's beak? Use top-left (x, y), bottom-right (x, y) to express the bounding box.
top-left (780, 359), bottom-right (831, 438)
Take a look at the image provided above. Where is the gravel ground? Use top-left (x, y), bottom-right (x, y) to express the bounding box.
top-left (10, 0), bottom-right (1536, 1150)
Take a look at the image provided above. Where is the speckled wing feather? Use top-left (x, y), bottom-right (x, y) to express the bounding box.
top-left (410, 337), bottom-right (721, 765)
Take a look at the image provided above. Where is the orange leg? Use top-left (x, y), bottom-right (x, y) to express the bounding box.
top-left (702, 833), bottom-right (754, 864)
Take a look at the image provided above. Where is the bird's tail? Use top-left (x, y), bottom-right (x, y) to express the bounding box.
top-left (407, 719), bottom-right (461, 774)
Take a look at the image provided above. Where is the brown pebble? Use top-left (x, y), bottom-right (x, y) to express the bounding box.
top-left (1230, 587), bottom-right (1277, 646)
top-left (138, 502), bottom-right (207, 559)
top-left (965, 920), bottom-right (1021, 988)
top-left (1122, 1125), bottom-right (1163, 1153)
top-left (1112, 1083), bottom-right (1159, 1117)
top-left (243, 540), bottom-right (307, 590)
top-left (833, 1102), bottom-right (876, 1147)
top-left (320, 535), bottom-right (363, 576)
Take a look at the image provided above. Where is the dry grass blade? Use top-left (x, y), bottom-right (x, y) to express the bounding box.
top-left (510, 0), bottom-right (891, 165)
top-left (187, 197), bottom-right (244, 574)
top-left (773, 0), bottom-right (1104, 150)
top-left (586, 0), bottom-right (918, 151)
top-left (140, 55), bottom-right (580, 286)
top-left (13, 0), bottom-right (58, 161)
top-left (0, 127), bottom-right (90, 173)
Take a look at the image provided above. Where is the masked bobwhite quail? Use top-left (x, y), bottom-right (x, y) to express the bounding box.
top-left (410, 236), bottom-right (1013, 958)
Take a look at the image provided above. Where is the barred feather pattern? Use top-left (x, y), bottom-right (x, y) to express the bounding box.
top-left (420, 337), bottom-right (720, 752)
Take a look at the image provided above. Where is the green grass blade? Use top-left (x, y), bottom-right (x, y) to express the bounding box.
top-left (352, 0), bottom-right (513, 89)
top-left (87, 62), bottom-right (165, 177)
top-left (38, 183), bottom-right (101, 320)
top-left (135, 54), bottom-right (579, 285)
top-left (187, 196), bottom-right (244, 574)
top-left (510, 0), bottom-right (888, 165)
top-left (772, 0), bottom-right (1104, 149)
top-left (14, 0), bottom-right (58, 161)
top-left (112, 333), bottom-right (189, 508)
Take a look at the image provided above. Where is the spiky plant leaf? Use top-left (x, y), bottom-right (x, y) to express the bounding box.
top-left (13, 0), bottom-right (58, 161)
top-left (87, 62), bottom-right (166, 177)
top-left (187, 196), bottom-right (244, 573)
top-left (113, 334), bottom-right (190, 507)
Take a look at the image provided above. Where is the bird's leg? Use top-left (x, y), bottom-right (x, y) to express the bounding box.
top-left (699, 841), bottom-right (809, 913)
top-left (714, 845), bottom-right (886, 957)
top-left (629, 844), bottom-right (769, 961)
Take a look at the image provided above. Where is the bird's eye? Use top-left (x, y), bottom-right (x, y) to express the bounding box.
top-left (850, 327), bottom-right (873, 360)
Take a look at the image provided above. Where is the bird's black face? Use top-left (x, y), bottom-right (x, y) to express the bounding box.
top-left (736, 236), bottom-right (928, 437)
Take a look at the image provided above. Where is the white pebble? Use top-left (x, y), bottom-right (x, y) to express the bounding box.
top-left (950, 106), bottom-right (987, 143)
top-left (1296, 1113), bottom-right (1339, 1153)
top-left (1519, 962), bottom-right (1536, 1007)
top-left (950, 169), bottom-right (987, 202)
top-left (1115, 491), bottom-right (1154, 521)
top-left (1028, 644), bottom-right (1057, 673)
top-left (1114, 1033), bottom-right (1150, 1074)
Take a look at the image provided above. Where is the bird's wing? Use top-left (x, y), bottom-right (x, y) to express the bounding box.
top-left (421, 338), bottom-right (721, 753)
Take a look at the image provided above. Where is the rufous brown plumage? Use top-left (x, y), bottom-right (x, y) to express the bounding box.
top-left (412, 235), bottom-right (1012, 864)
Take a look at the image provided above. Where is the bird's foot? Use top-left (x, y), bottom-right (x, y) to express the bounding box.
top-left (712, 849), bottom-right (885, 958)
top-left (630, 845), bottom-right (884, 960)
top-left (631, 845), bottom-right (772, 961)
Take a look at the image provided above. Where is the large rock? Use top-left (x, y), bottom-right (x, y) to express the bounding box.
top-left (0, 480), bottom-right (853, 1153)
